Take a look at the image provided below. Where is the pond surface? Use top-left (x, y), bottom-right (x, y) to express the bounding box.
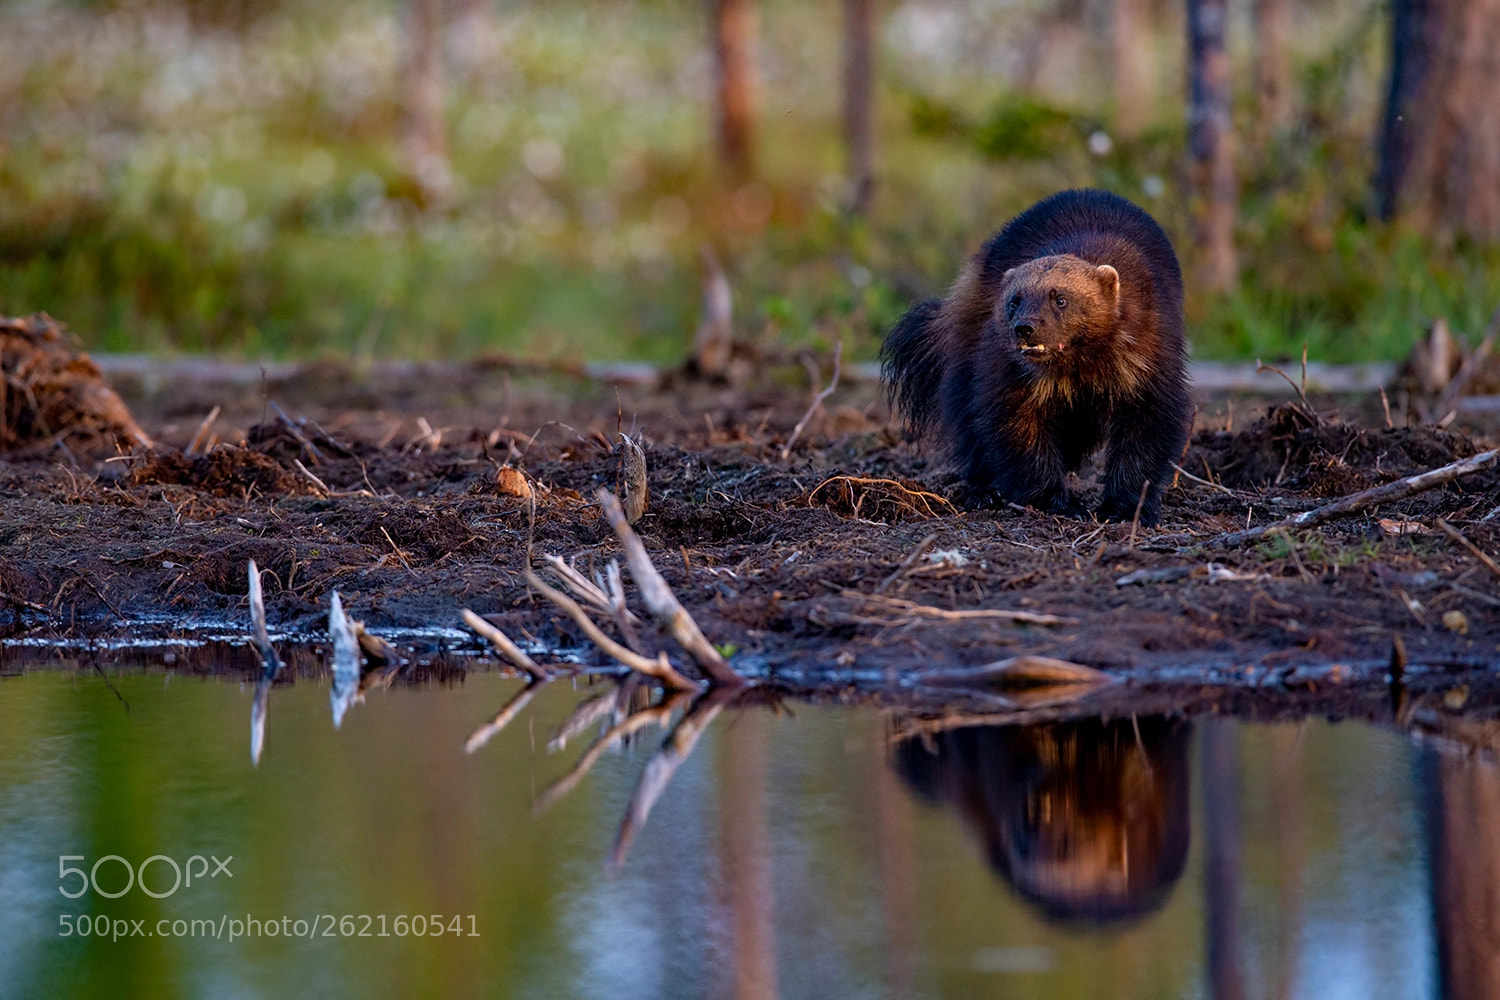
top-left (0, 660), bottom-right (1493, 1000)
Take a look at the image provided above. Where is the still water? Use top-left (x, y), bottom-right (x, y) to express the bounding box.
top-left (0, 663), bottom-right (1489, 999)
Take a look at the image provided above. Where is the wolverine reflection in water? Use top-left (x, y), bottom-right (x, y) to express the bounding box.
top-left (893, 717), bottom-right (1191, 923)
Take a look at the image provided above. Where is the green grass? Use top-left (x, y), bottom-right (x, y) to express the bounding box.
top-left (0, 0), bottom-right (1495, 363)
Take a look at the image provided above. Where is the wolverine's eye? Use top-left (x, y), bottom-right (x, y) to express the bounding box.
top-left (1008, 294), bottom-right (1021, 314)
top-left (1054, 293), bottom-right (1067, 309)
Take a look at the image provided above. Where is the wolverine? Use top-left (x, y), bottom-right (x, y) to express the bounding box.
top-left (881, 189), bottom-right (1190, 527)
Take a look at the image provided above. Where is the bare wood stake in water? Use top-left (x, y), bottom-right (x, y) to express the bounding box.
top-left (1205, 449), bottom-right (1500, 549)
top-left (598, 489), bottom-right (744, 686)
top-left (247, 559), bottom-right (284, 767)
top-left (247, 559), bottom-right (283, 678)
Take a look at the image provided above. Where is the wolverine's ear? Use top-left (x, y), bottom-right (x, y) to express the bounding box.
top-left (1095, 264), bottom-right (1120, 304)
top-left (1001, 267), bottom-right (1015, 282)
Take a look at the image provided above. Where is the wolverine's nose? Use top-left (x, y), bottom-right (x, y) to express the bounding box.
top-left (1013, 322), bottom-right (1035, 340)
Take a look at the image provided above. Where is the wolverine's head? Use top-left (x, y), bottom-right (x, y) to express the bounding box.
top-left (995, 254), bottom-right (1120, 363)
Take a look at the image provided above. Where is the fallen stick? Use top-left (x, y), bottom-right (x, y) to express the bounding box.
top-left (462, 608), bottom-right (549, 681)
top-left (1203, 449), bottom-right (1500, 549)
top-left (525, 568), bottom-right (698, 690)
top-left (185, 405), bottom-right (220, 456)
top-left (1436, 519), bottom-right (1500, 585)
top-left (780, 340), bottom-right (842, 460)
top-left (844, 592), bottom-right (1077, 626)
top-left (598, 490), bottom-right (743, 686)
top-left (875, 533), bottom-right (939, 594)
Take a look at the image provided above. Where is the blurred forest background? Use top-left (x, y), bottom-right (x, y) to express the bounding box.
top-left (0, 0), bottom-right (1496, 364)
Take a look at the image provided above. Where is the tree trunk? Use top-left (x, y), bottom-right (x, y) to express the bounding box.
top-left (1252, 0), bottom-right (1292, 142)
top-left (1378, 0), bottom-right (1500, 240)
top-left (401, 0), bottom-right (450, 205)
top-left (1187, 0), bottom-right (1238, 292)
top-left (1112, 0), bottom-right (1151, 138)
top-left (711, 0), bottom-right (759, 179)
top-left (843, 0), bottom-right (876, 214)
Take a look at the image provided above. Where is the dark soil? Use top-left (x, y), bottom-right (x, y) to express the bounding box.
top-left (2, 353), bottom-right (1499, 715)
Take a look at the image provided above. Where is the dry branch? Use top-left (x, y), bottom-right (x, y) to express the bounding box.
top-left (185, 405), bottom-right (220, 456)
top-left (1204, 449), bottom-right (1500, 549)
top-left (525, 568), bottom-right (698, 690)
top-left (1436, 519), bottom-right (1500, 585)
top-left (875, 533), bottom-right (938, 594)
top-left (808, 475), bottom-right (957, 520)
top-left (598, 489), bottom-right (743, 685)
top-left (839, 592), bottom-right (1076, 626)
top-left (462, 608), bottom-right (549, 680)
top-left (781, 340), bottom-right (842, 460)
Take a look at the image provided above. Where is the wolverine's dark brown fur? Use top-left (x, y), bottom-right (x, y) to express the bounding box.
top-left (881, 189), bottom-right (1190, 526)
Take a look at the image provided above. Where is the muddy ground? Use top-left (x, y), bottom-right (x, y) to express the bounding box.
top-left (2, 335), bottom-right (1500, 741)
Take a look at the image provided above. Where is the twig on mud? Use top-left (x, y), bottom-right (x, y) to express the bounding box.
top-left (0, 590), bottom-right (51, 614)
top-left (270, 400), bottom-right (324, 464)
top-left (185, 405), bottom-right (220, 456)
top-left (379, 526), bottom-right (416, 575)
top-left (294, 459), bottom-right (331, 498)
top-left (1256, 352), bottom-right (1322, 426)
top-left (461, 608), bottom-right (550, 681)
top-left (525, 568), bottom-right (698, 690)
top-left (832, 592), bottom-right (1076, 626)
top-left (598, 489), bottom-right (744, 686)
top-left (780, 340), bottom-right (842, 461)
top-left (1432, 304), bottom-right (1500, 424)
top-left (1172, 462), bottom-right (1239, 496)
top-left (808, 475), bottom-right (957, 519)
top-left (603, 560), bottom-right (647, 654)
top-left (1203, 449), bottom-right (1500, 549)
top-left (1127, 478), bottom-right (1151, 549)
top-left (543, 555), bottom-right (614, 617)
top-left (1436, 519), bottom-right (1500, 585)
top-left (876, 533), bottom-right (939, 594)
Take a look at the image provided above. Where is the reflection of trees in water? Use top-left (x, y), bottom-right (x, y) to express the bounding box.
top-left (1425, 748), bottom-right (1500, 1000)
top-left (892, 716), bottom-right (1191, 924)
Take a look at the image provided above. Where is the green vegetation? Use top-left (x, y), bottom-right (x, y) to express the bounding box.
top-left (0, 0), bottom-right (1495, 362)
